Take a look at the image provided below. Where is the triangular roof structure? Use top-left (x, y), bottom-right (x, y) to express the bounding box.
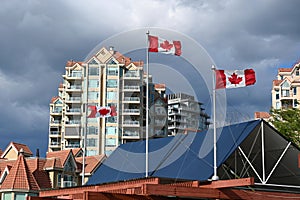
top-left (0, 153), bottom-right (39, 191)
top-left (87, 120), bottom-right (300, 191)
top-left (1, 142), bottom-right (33, 160)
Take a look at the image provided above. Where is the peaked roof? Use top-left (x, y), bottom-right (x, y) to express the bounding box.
top-left (0, 154), bottom-right (39, 191)
top-left (46, 149), bottom-right (73, 166)
top-left (76, 155), bottom-right (106, 174)
top-left (87, 120), bottom-right (261, 184)
top-left (1, 142), bottom-right (33, 159)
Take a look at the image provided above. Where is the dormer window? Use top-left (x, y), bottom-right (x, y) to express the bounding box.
top-left (296, 68), bottom-right (300, 76)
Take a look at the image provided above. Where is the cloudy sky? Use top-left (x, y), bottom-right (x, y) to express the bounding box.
top-left (1, 0), bottom-right (300, 155)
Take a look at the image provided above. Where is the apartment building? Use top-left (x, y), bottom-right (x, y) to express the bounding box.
top-left (167, 93), bottom-right (210, 135)
top-left (271, 61), bottom-right (300, 109)
top-left (48, 47), bottom-right (167, 155)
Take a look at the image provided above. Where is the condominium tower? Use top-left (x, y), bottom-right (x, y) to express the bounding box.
top-left (271, 61), bottom-right (300, 109)
top-left (48, 47), bottom-right (167, 155)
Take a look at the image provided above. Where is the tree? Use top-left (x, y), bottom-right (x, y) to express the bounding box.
top-left (269, 108), bottom-right (300, 148)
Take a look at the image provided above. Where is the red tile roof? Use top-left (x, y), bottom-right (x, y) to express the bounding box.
top-left (278, 68), bottom-right (292, 72)
top-left (46, 149), bottom-right (72, 166)
top-left (0, 149), bottom-right (2, 157)
top-left (76, 155), bottom-right (106, 174)
top-left (0, 154), bottom-right (40, 191)
top-left (273, 80), bottom-right (282, 86)
top-left (66, 60), bottom-right (83, 67)
top-left (113, 51), bottom-right (143, 67)
top-left (154, 84), bottom-right (166, 89)
top-left (50, 96), bottom-right (61, 103)
top-left (254, 112), bottom-right (271, 119)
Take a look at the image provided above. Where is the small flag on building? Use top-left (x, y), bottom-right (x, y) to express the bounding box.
top-left (148, 35), bottom-right (181, 56)
top-left (215, 69), bottom-right (256, 89)
top-left (87, 106), bottom-right (117, 118)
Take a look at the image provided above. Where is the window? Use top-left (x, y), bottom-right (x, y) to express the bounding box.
top-left (71, 70), bottom-right (82, 77)
top-left (88, 92), bottom-right (99, 100)
top-left (107, 67), bottom-right (118, 76)
top-left (106, 126), bottom-right (116, 135)
top-left (87, 138), bottom-right (97, 147)
top-left (87, 118), bottom-right (97, 123)
top-left (107, 79), bottom-right (117, 88)
top-left (275, 90), bottom-right (280, 100)
top-left (281, 90), bottom-right (290, 97)
top-left (87, 126), bottom-right (98, 135)
top-left (293, 87), bottom-right (297, 95)
top-left (87, 150), bottom-right (97, 156)
top-left (296, 68), bottom-right (299, 76)
top-left (105, 138), bottom-right (116, 147)
top-left (88, 80), bottom-right (99, 88)
top-left (3, 193), bottom-right (12, 200)
top-left (294, 100), bottom-right (298, 108)
top-left (107, 116), bottom-right (117, 123)
top-left (107, 91), bottom-right (117, 100)
top-left (15, 193), bottom-right (26, 200)
top-left (89, 67), bottom-right (99, 75)
top-left (276, 102), bottom-right (281, 109)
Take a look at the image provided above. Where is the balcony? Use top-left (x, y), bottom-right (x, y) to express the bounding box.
top-left (123, 97), bottom-right (140, 103)
top-left (66, 97), bottom-right (82, 103)
top-left (123, 109), bottom-right (140, 115)
top-left (123, 85), bottom-right (140, 91)
top-left (123, 120), bottom-right (140, 127)
top-left (50, 109), bottom-right (62, 115)
top-left (66, 108), bottom-right (81, 115)
top-left (122, 131), bottom-right (140, 139)
top-left (64, 74), bottom-right (83, 80)
top-left (50, 141), bottom-right (60, 146)
top-left (65, 120), bottom-right (81, 126)
top-left (123, 72), bottom-right (140, 79)
top-left (65, 143), bottom-right (80, 148)
top-left (50, 120), bottom-right (61, 126)
top-left (66, 85), bottom-right (82, 93)
top-left (50, 131), bottom-right (61, 136)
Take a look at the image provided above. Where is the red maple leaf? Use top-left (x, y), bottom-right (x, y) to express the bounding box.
top-left (98, 107), bottom-right (111, 116)
top-left (228, 73), bottom-right (243, 85)
top-left (160, 40), bottom-right (173, 51)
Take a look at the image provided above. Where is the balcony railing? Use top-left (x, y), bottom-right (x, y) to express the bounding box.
top-left (66, 120), bottom-right (81, 124)
top-left (50, 131), bottom-right (60, 135)
top-left (68, 85), bottom-right (82, 90)
top-left (123, 120), bottom-right (140, 125)
top-left (123, 85), bottom-right (140, 90)
top-left (124, 72), bottom-right (140, 78)
top-left (67, 97), bottom-right (82, 101)
top-left (65, 144), bottom-right (80, 148)
top-left (51, 120), bottom-right (61, 124)
top-left (123, 109), bottom-right (140, 114)
top-left (68, 108), bottom-right (81, 113)
top-left (50, 142), bottom-right (60, 146)
top-left (123, 131), bottom-right (139, 137)
top-left (124, 97), bottom-right (140, 102)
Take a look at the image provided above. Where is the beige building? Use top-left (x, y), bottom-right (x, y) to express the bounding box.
top-left (271, 61), bottom-right (300, 109)
top-left (48, 47), bottom-right (167, 155)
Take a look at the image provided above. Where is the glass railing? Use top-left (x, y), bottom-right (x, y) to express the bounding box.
top-left (68, 108), bottom-right (81, 113)
top-left (124, 97), bottom-right (140, 101)
top-left (50, 131), bottom-right (60, 135)
top-left (68, 97), bottom-right (81, 101)
top-left (123, 109), bottom-right (140, 113)
top-left (66, 120), bottom-right (81, 124)
top-left (123, 85), bottom-right (140, 90)
top-left (69, 85), bottom-right (82, 90)
top-left (123, 120), bottom-right (139, 125)
top-left (123, 131), bottom-right (139, 136)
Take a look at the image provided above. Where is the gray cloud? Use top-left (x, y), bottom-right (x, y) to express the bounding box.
top-left (1, 0), bottom-right (300, 154)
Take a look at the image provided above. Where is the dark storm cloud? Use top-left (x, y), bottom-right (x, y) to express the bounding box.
top-left (1, 0), bottom-right (300, 153)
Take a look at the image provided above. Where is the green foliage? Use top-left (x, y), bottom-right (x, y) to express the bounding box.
top-left (270, 108), bottom-right (300, 147)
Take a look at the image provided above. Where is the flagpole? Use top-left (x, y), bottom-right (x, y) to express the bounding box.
top-left (211, 65), bottom-right (219, 181)
top-left (145, 31), bottom-right (150, 178)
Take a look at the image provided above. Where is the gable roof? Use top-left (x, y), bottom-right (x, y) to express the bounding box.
top-left (87, 120), bottom-right (300, 188)
top-left (1, 142), bottom-right (33, 159)
top-left (76, 155), bottom-right (106, 175)
top-left (46, 149), bottom-right (73, 166)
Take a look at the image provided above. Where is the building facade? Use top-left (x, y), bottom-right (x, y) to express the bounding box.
top-left (271, 61), bottom-right (300, 109)
top-left (48, 47), bottom-right (167, 155)
top-left (167, 93), bottom-right (210, 135)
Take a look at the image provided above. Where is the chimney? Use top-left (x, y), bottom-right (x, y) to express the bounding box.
top-left (36, 148), bottom-right (40, 158)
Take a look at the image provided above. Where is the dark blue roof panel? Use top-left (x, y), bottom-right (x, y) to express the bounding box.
top-left (87, 120), bottom-right (261, 185)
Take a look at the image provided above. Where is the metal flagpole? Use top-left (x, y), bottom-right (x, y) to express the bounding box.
top-left (211, 65), bottom-right (219, 181)
top-left (82, 64), bottom-right (89, 185)
top-left (145, 31), bottom-right (150, 178)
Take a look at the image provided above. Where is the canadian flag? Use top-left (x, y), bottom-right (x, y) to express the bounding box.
top-left (215, 69), bottom-right (256, 89)
top-left (148, 35), bottom-right (181, 56)
top-left (87, 106), bottom-right (117, 118)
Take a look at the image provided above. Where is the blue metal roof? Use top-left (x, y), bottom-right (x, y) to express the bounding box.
top-left (87, 120), bottom-right (261, 185)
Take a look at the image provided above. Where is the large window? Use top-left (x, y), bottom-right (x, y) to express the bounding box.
top-left (88, 92), bottom-right (99, 100)
top-left (87, 138), bottom-right (97, 147)
top-left (87, 126), bottom-right (98, 135)
top-left (106, 126), bottom-right (117, 135)
top-left (89, 80), bottom-right (99, 88)
top-left (107, 79), bottom-right (118, 88)
top-left (107, 116), bottom-right (117, 123)
top-left (107, 91), bottom-right (117, 100)
top-left (107, 67), bottom-right (118, 76)
top-left (105, 138), bottom-right (116, 147)
top-left (89, 67), bottom-right (99, 76)
top-left (71, 70), bottom-right (82, 77)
